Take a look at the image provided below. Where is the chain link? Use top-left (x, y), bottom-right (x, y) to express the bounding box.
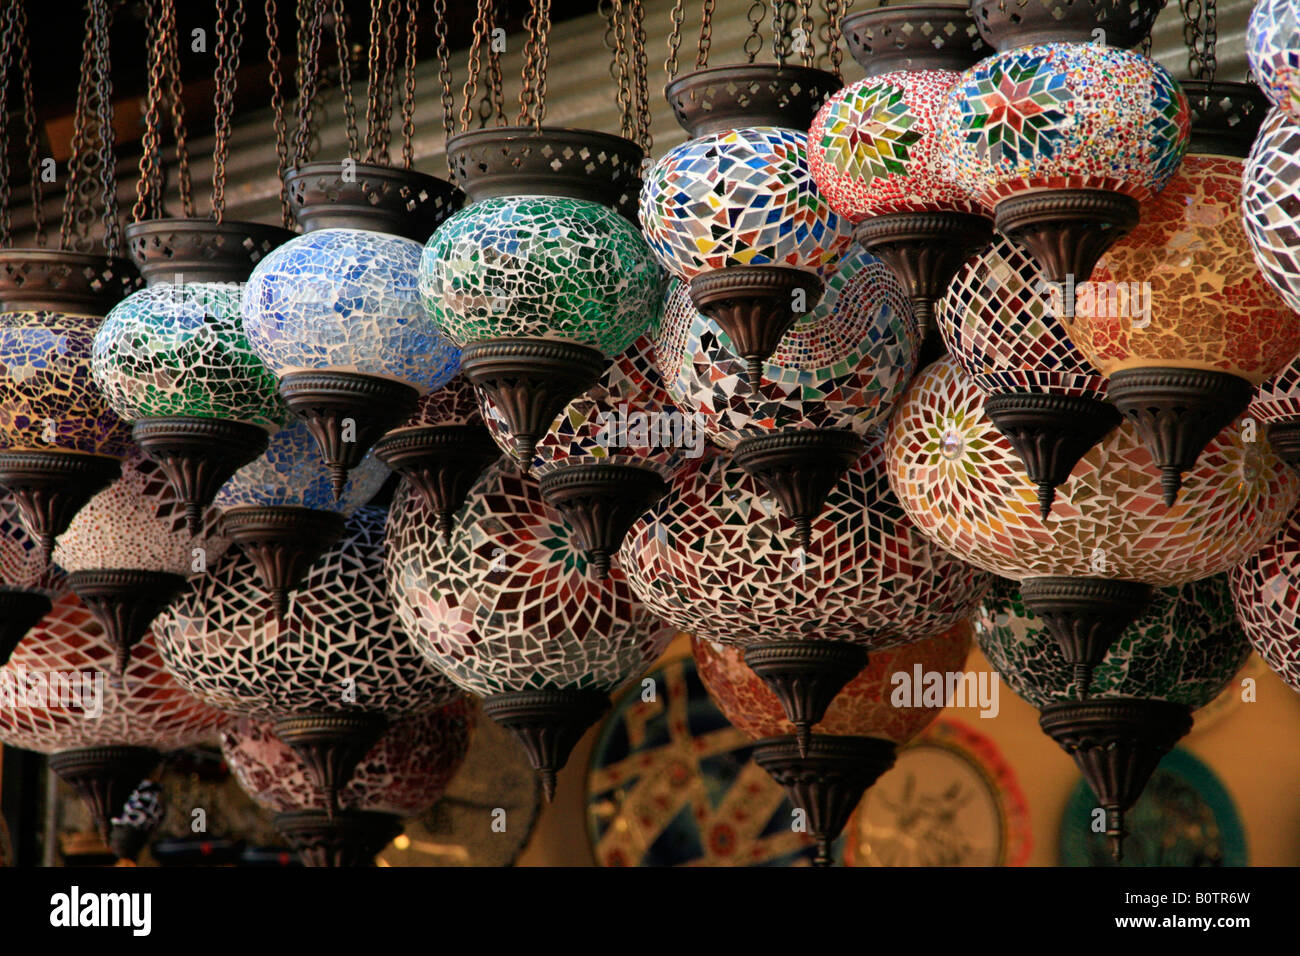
top-left (132, 0), bottom-right (166, 224)
top-left (330, 0), bottom-right (360, 159)
top-left (485, 0), bottom-right (505, 125)
top-left (17, 0), bottom-right (43, 243)
top-left (459, 0), bottom-right (490, 131)
top-left (1204, 0), bottom-right (1218, 86)
top-left (822, 0), bottom-right (844, 78)
top-left (163, 0), bottom-right (193, 217)
top-left (212, 0), bottom-right (246, 223)
top-left (517, 0), bottom-right (551, 129)
top-left (0, 1), bottom-right (14, 245)
top-left (630, 0), bottom-right (651, 155)
top-left (666, 0), bottom-right (684, 79)
top-left (61, 0), bottom-right (117, 254)
top-left (696, 0), bottom-right (714, 68)
top-left (797, 0), bottom-right (814, 67)
top-left (434, 0), bottom-right (455, 154)
top-left (744, 1), bottom-right (765, 63)
top-left (608, 0), bottom-right (633, 139)
top-left (401, 0), bottom-right (418, 168)
top-left (293, 0), bottom-right (327, 167)
top-left (378, 0), bottom-right (400, 158)
top-left (266, 0), bottom-right (292, 226)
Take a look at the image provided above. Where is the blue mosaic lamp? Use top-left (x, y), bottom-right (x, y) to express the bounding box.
top-left (214, 418), bottom-right (389, 618)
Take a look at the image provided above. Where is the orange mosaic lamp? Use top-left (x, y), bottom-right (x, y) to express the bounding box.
top-left (885, 357), bottom-right (1299, 694)
top-left (1061, 83), bottom-right (1297, 506)
top-left (693, 620), bottom-right (973, 867)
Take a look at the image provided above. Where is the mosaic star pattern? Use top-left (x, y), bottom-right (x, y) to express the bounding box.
top-left (93, 282), bottom-right (288, 427)
top-left (1230, 506), bottom-right (1300, 695)
top-left (639, 127), bottom-right (852, 280)
top-left (884, 357), bottom-right (1300, 585)
top-left (156, 507), bottom-right (460, 719)
top-left (1070, 154), bottom-right (1300, 383)
top-left (1249, 0), bottom-right (1300, 122)
top-left (242, 228), bottom-right (460, 392)
top-left (940, 44), bottom-right (1190, 207)
top-left (1242, 108), bottom-right (1300, 317)
top-left (214, 418), bottom-right (389, 514)
top-left (977, 575), bottom-right (1250, 707)
top-left (620, 444), bottom-right (991, 648)
top-left (808, 70), bottom-right (984, 222)
top-left (693, 618), bottom-right (973, 742)
top-left (221, 703), bottom-right (474, 817)
top-left (420, 196), bottom-right (659, 356)
top-left (0, 592), bottom-right (225, 753)
top-left (479, 334), bottom-right (688, 480)
top-left (0, 310), bottom-right (132, 457)
top-left (939, 236), bottom-right (1107, 399)
top-left (655, 246), bottom-right (919, 450)
top-left (385, 463), bottom-right (674, 697)
top-left (53, 449), bottom-right (230, 576)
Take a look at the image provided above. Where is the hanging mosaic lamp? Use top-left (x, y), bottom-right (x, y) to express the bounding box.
top-left (1249, 353), bottom-right (1300, 466)
top-left (694, 619), bottom-right (972, 866)
top-left (221, 703), bottom-right (473, 867)
top-left (1230, 503), bottom-right (1300, 695)
top-left (242, 0), bottom-right (463, 495)
top-left (157, 506), bottom-right (460, 815)
top-left (0, 592), bottom-right (225, 838)
top-left (108, 780), bottom-right (166, 864)
top-left (810, 4), bottom-right (992, 352)
top-left (0, 0), bottom-right (139, 560)
top-left (478, 334), bottom-right (682, 576)
top-left (1249, 0), bottom-right (1300, 122)
top-left (212, 418), bottom-right (388, 617)
top-left (0, 490), bottom-right (65, 665)
top-left (658, 244), bottom-right (919, 547)
top-left (385, 463), bottom-right (674, 800)
top-left (886, 357), bottom-right (1298, 694)
top-left (978, 574), bottom-right (1250, 858)
top-left (1062, 84), bottom-right (1289, 506)
top-left (938, 42), bottom-right (1189, 285)
top-left (371, 377), bottom-right (500, 543)
top-left (938, 236), bottom-right (1118, 518)
top-left (621, 443), bottom-right (989, 755)
top-left (53, 449), bottom-right (230, 677)
top-left (1242, 109), bottom-right (1300, 366)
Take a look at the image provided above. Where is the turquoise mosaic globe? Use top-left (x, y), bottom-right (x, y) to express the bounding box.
top-left (241, 228), bottom-right (460, 392)
top-left (418, 195), bottom-right (660, 357)
top-left (93, 282), bottom-right (287, 427)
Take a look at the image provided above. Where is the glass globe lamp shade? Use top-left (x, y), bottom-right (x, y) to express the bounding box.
top-left (1230, 506), bottom-right (1300, 695)
top-left (241, 228), bottom-right (461, 491)
top-left (1249, 0), bottom-right (1300, 122)
top-left (419, 196), bottom-right (659, 467)
top-left (1243, 110), bottom-right (1300, 316)
top-left (939, 43), bottom-right (1190, 284)
top-left (385, 463), bottom-right (674, 798)
top-left (938, 236), bottom-right (1116, 517)
top-left (1249, 352), bottom-right (1300, 464)
top-left (0, 491), bottom-right (65, 665)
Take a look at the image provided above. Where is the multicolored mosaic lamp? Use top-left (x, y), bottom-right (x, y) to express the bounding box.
top-left (1061, 84), bottom-right (1290, 506)
top-left (1249, 0), bottom-right (1300, 122)
top-left (886, 357), bottom-right (1299, 694)
top-left (938, 236), bottom-right (1118, 518)
top-left (640, 62), bottom-right (850, 388)
top-left (977, 574), bottom-right (1250, 858)
top-left (53, 450), bottom-right (229, 677)
top-left (385, 463), bottom-right (674, 799)
top-left (810, 5), bottom-right (992, 349)
top-left (0, 491), bottom-right (64, 665)
top-left (621, 443), bottom-right (989, 755)
top-left (1248, 353), bottom-right (1300, 466)
top-left (371, 377), bottom-right (500, 543)
top-left (478, 334), bottom-right (682, 576)
top-left (213, 418), bottom-right (388, 617)
top-left (0, 592), bottom-right (225, 838)
top-left (694, 619), bottom-right (973, 866)
top-left (1242, 108), bottom-right (1300, 358)
top-left (938, 42), bottom-right (1190, 286)
top-left (157, 506), bottom-right (460, 815)
top-left (1231, 504), bottom-right (1300, 695)
top-left (221, 703), bottom-right (473, 867)
top-left (657, 245), bottom-right (918, 547)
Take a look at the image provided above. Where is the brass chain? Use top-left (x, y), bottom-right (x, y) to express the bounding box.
top-left (0, 1), bottom-right (14, 245)
top-left (163, 0), bottom-right (193, 217)
top-left (459, 0), bottom-right (490, 131)
top-left (821, 0), bottom-right (844, 78)
top-left (797, 0), bottom-right (814, 66)
top-left (93, 0), bottom-right (118, 256)
top-left (665, 0), bottom-right (684, 79)
top-left (485, 0), bottom-right (505, 126)
top-left (434, 0), bottom-right (455, 153)
top-left (400, 0), bottom-right (418, 168)
top-left (630, 0), bottom-right (651, 155)
top-left (132, 0), bottom-right (167, 224)
top-left (516, 0), bottom-right (551, 129)
top-left (212, 0), bottom-right (246, 223)
top-left (744, 1), bottom-right (765, 63)
top-left (534, 0), bottom-right (551, 127)
top-left (377, 0), bottom-right (401, 158)
top-left (696, 0), bottom-right (714, 68)
top-left (1181, 0), bottom-right (1205, 78)
top-left (293, 0), bottom-right (327, 167)
top-left (773, 1), bottom-right (799, 67)
top-left (1204, 0), bottom-right (1217, 86)
top-left (331, 0), bottom-right (360, 159)
top-left (61, 0), bottom-right (116, 254)
top-left (609, 0), bottom-right (633, 139)
top-left (266, 0), bottom-right (292, 226)
top-left (17, 0), bottom-right (43, 244)
top-left (365, 0), bottom-right (384, 158)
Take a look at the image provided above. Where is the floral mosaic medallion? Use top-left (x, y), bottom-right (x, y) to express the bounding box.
top-left (0, 591), bottom-right (225, 753)
top-left (1071, 154), bottom-right (1300, 384)
top-left (1242, 109), bottom-right (1300, 316)
top-left (420, 195), bottom-right (659, 356)
top-left (156, 507), bottom-right (459, 719)
top-left (639, 127), bottom-right (851, 279)
top-left (808, 69), bottom-right (982, 222)
top-left (242, 228), bottom-right (460, 391)
top-left (93, 282), bottom-right (287, 426)
top-left (940, 43), bottom-right (1189, 208)
top-left (655, 246), bottom-right (918, 450)
top-left (222, 704), bottom-right (474, 817)
top-left (976, 575), bottom-right (1250, 707)
top-left (385, 464), bottom-right (672, 698)
top-left (620, 445), bottom-right (990, 649)
top-left (1250, 0), bottom-right (1300, 123)
top-left (938, 237), bottom-right (1106, 399)
top-left (1230, 506), bottom-right (1300, 695)
top-left (0, 310), bottom-right (132, 457)
top-left (885, 357), bottom-right (1300, 585)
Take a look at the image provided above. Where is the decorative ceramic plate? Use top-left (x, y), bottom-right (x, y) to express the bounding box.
top-left (843, 718), bottom-right (1032, 866)
top-left (1059, 747), bottom-right (1247, 866)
